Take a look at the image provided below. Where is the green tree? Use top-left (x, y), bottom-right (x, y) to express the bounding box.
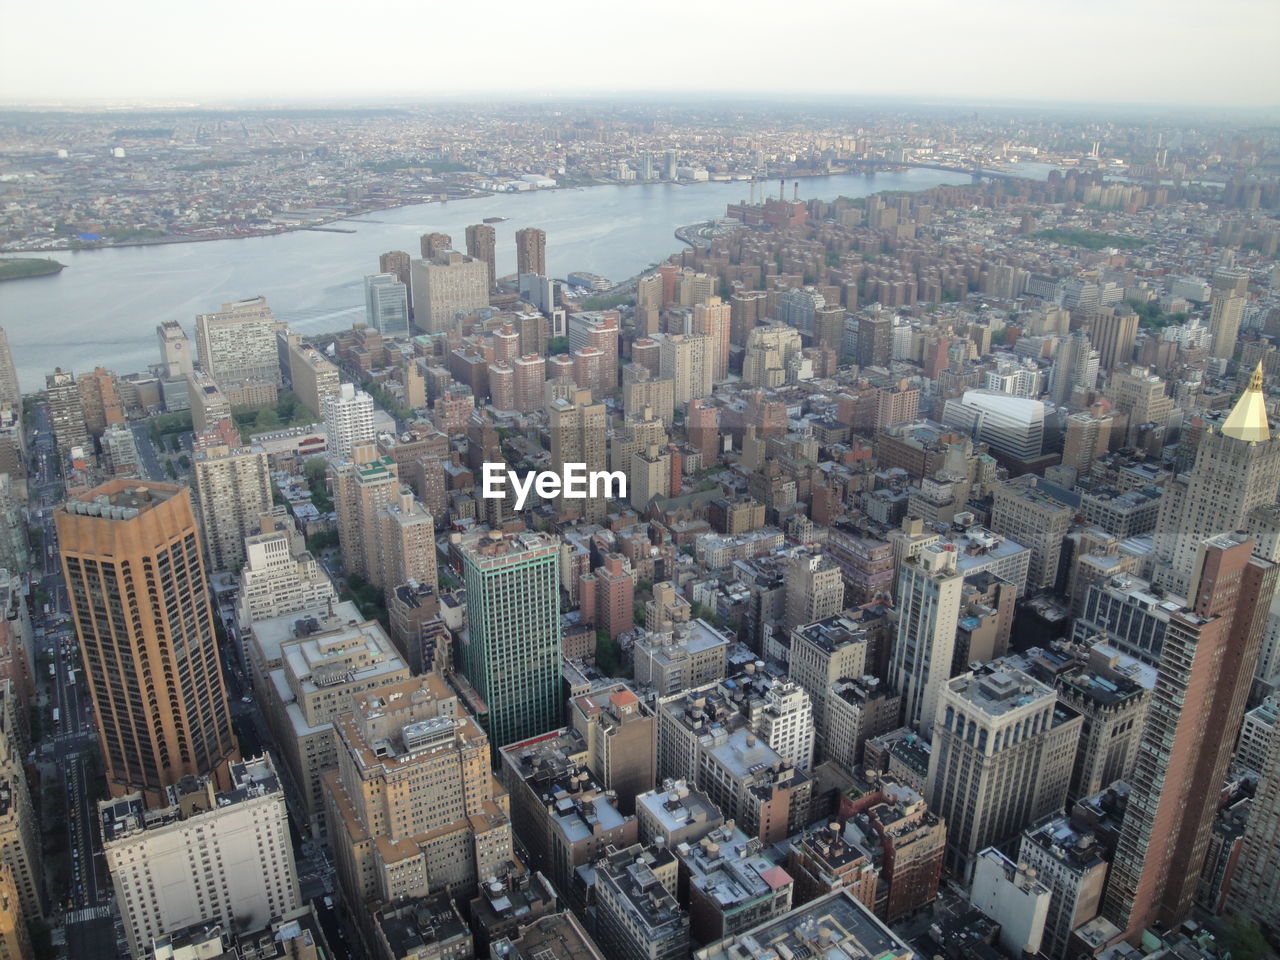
top-left (1219, 917), bottom-right (1272, 960)
top-left (595, 630), bottom-right (623, 677)
top-left (548, 336), bottom-right (569, 355)
top-left (164, 460), bottom-right (177, 480)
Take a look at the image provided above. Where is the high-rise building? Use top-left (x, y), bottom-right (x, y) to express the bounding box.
top-left (1020, 816), bottom-right (1109, 960)
top-left (657, 332), bottom-right (713, 404)
top-left (419, 232), bottom-right (452, 259)
top-left (58, 481), bottom-right (238, 807)
top-left (100, 755), bottom-right (300, 958)
top-left (235, 516), bottom-right (336, 630)
top-left (569, 684), bottom-right (656, 815)
top-left (330, 447), bottom-right (395, 584)
top-left (693, 297), bottom-right (731, 383)
top-left (378, 250), bottom-right (412, 289)
top-left (286, 341), bottom-right (341, 418)
top-left (1229, 701), bottom-right (1280, 929)
top-left (548, 388), bottom-right (608, 522)
top-left (990, 476), bottom-right (1074, 591)
top-left (1062, 410), bottom-right (1113, 477)
top-left (0, 863), bottom-right (31, 960)
top-left (1103, 533), bottom-right (1278, 939)
top-left (591, 844), bottom-right (686, 957)
top-left (941, 390), bottom-right (1045, 463)
top-left (783, 553), bottom-right (843, 631)
top-left (926, 662), bottom-right (1082, 882)
top-left (156, 321), bottom-right (195, 381)
top-left (1090, 306), bottom-right (1139, 374)
top-left (191, 443), bottom-right (272, 573)
top-left (515, 227), bottom-right (547, 278)
top-left (324, 674), bottom-right (512, 906)
top-left (77, 366), bottom-right (125, 437)
top-left (891, 543), bottom-right (965, 737)
top-left (45, 367), bottom-right (89, 459)
top-left (1106, 366), bottom-right (1173, 450)
top-left (410, 251), bottom-right (490, 334)
top-left (322, 383), bottom-right (375, 462)
top-left (636, 273), bottom-right (663, 336)
top-left (465, 223), bottom-right (497, 290)
top-left (1208, 289), bottom-right (1245, 361)
top-left (194, 296), bottom-right (281, 386)
top-left (363, 274), bottom-right (410, 338)
top-left (0, 682), bottom-right (41, 925)
top-left (741, 324), bottom-right (802, 389)
top-left (567, 310), bottom-right (620, 394)
top-left (0, 330), bottom-right (18, 412)
top-left (630, 444), bottom-right (671, 511)
top-left (1150, 365), bottom-right (1280, 597)
top-left (457, 528), bottom-right (561, 749)
top-left (686, 398), bottom-right (719, 465)
top-left (857, 314), bottom-right (893, 368)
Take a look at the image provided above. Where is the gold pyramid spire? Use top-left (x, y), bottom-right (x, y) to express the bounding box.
top-left (1221, 362), bottom-right (1271, 442)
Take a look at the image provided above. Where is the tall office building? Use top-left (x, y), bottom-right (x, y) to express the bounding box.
top-left (156, 321), bottom-right (195, 381)
top-left (1103, 533), bottom-right (1278, 939)
top-left (465, 223), bottom-right (497, 289)
top-left (0, 864), bottom-right (31, 960)
top-left (1090, 306), bottom-right (1139, 374)
top-left (1106, 366), bottom-right (1173, 450)
top-left (926, 662), bottom-right (1082, 882)
top-left (325, 674), bottom-right (512, 907)
top-left (457, 528), bottom-right (561, 749)
top-left (322, 383), bottom-right (375, 462)
top-left (783, 553), bottom-right (844, 631)
top-left (548, 389), bottom-right (608, 523)
top-left (1208, 289), bottom-right (1245, 361)
top-left (990, 476), bottom-right (1074, 591)
top-left (363, 274), bottom-right (410, 338)
top-left (194, 296), bottom-right (281, 386)
top-left (45, 367), bottom-right (89, 459)
top-left (410, 251), bottom-right (490, 335)
top-left (635, 273), bottom-right (663, 336)
top-left (1062, 410), bottom-right (1113, 477)
top-left (857, 314), bottom-right (893, 368)
top-left (191, 443), bottom-right (272, 573)
top-left (101, 755), bottom-right (299, 958)
top-left (1048, 330), bottom-right (1099, 407)
top-left (1150, 364), bottom-right (1280, 597)
top-left (57, 481), bottom-right (238, 807)
top-left (890, 542), bottom-right (964, 737)
top-left (235, 517), bottom-right (336, 630)
top-left (515, 227), bottom-right (546, 277)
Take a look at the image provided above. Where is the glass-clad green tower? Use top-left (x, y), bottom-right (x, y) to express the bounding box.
top-left (457, 528), bottom-right (562, 749)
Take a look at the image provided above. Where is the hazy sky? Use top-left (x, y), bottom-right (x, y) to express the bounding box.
top-left (3, 0), bottom-right (1277, 108)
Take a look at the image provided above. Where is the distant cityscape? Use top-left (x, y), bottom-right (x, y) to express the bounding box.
top-left (0, 98), bottom-right (1276, 960)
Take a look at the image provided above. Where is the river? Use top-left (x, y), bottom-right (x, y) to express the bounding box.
top-left (0, 165), bottom-right (1058, 391)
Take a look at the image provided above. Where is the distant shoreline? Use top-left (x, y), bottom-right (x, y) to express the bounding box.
top-left (0, 167), bottom-right (944, 256)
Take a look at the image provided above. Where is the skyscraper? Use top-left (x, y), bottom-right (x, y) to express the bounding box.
top-left (890, 542), bottom-right (964, 737)
top-left (156, 320), bottom-right (194, 381)
top-left (410, 251), bottom-right (490, 334)
top-left (926, 662), bottom-right (1082, 882)
top-left (1048, 330), bottom-right (1100, 407)
top-left (1228, 700), bottom-right (1280, 928)
top-left (515, 227), bottom-right (547, 277)
top-left (363, 273), bottom-right (410, 338)
top-left (1090, 305), bottom-right (1139, 375)
top-left (1208, 284), bottom-right (1245, 362)
top-left (45, 367), bottom-right (89, 459)
top-left (465, 223), bottom-right (497, 290)
top-left (419, 232), bottom-right (452, 259)
top-left (548, 388), bottom-right (607, 523)
top-left (191, 442), bottom-right (272, 573)
top-left (456, 528), bottom-right (561, 750)
top-left (0, 329), bottom-right (18, 411)
top-left (194, 296), bottom-right (281, 386)
top-left (58, 480), bottom-right (238, 807)
top-left (322, 383), bottom-right (375, 462)
top-left (1150, 364), bottom-right (1280, 597)
top-left (693, 297), bottom-right (731, 382)
top-left (1103, 533), bottom-right (1278, 938)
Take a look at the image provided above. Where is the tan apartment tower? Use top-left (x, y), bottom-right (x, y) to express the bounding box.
top-left (57, 480), bottom-right (238, 807)
top-left (515, 227), bottom-right (547, 277)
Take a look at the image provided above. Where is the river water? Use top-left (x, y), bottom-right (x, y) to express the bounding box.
top-left (0, 165), bottom-right (1056, 391)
